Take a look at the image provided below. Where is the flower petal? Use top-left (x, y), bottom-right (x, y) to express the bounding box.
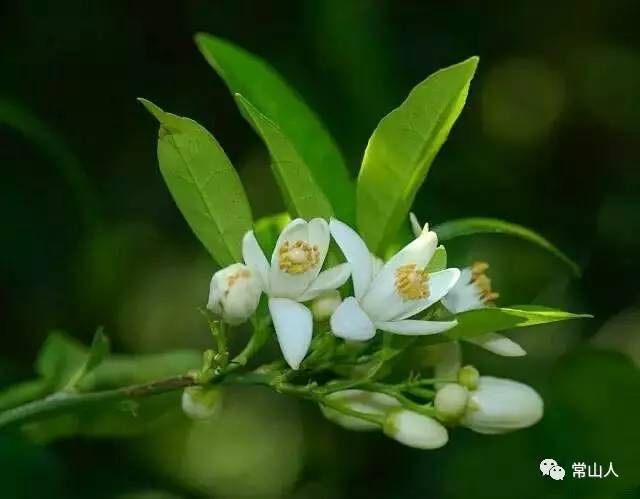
top-left (329, 218), bottom-right (373, 300)
top-left (441, 267), bottom-right (484, 314)
top-left (391, 268), bottom-right (461, 321)
top-left (330, 297), bottom-right (376, 341)
top-left (375, 319), bottom-right (457, 336)
top-left (242, 231), bottom-right (270, 292)
top-left (307, 218), bottom-right (330, 269)
top-left (268, 297), bottom-right (313, 369)
top-left (298, 263), bottom-right (351, 302)
top-left (465, 333), bottom-right (526, 357)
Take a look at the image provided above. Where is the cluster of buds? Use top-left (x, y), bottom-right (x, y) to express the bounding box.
top-left (316, 362), bottom-right (542, 450)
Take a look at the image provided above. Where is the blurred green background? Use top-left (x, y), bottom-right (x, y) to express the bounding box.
top-left (1, 1), bottom-right (639, 498)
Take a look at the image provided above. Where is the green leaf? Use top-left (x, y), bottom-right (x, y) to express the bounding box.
top-left (445, 305), bottom-right (592, 340)
top-left (425, 246), bottom-right (447, 273)
top-left (253, 212), bottom-right (291, 256)
top-left (433, 217), bottom-right (581, 276)
top-left (35, 331), bottom-right (87, 389)
top-left (195, 33), bottom-right (355, 223)
top-left (139, 98), bottom-right (252, 266)
top-left (84, 327), bottom-right (110, 375)
top-left (235, 94), bottom-right (333, 220)
top-left (64, 328), bottom-right (111, 389)
top-left (357, 57), bottom-right (478, 254)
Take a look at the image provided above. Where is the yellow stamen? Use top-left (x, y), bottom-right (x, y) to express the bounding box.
top-left (395, 263), bottom-right (429, 300)
top-left (278, 240), bottom-right (320, 274)
top-left (471, 261), bottom-right (499, 304)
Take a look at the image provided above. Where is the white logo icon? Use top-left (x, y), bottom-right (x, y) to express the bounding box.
top-left (540, 459), bottom-right (566, 481)
top-left (540, 458), bottom-right (557, 476)
top-left (549, 465), bottom-right (565, 481)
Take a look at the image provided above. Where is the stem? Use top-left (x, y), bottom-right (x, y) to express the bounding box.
top-left (0, 374), bottom-right (196, 429)
top-left (316, 396), bottom-right (385, 426)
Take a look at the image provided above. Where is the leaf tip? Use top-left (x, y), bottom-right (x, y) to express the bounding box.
top-left (193, 32), bottom-right (212, 50)
top-left (137, 98), bottom-right (165, 122)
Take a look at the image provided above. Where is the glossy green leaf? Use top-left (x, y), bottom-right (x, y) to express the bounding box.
top-left (445, 305), bottom-right (592, 340)
top-left (425, 245), bottom-right (447, 273)
top-left (235, 94), bottom-right (332, 220)
top-left (195, 33), bottom-right (355, 222)
top-left (433, 217), bottom-right (581, 276)
top-left (139, 98), bottom-right (252, 266)
top-left (357, 57), bottom-right (478, 254)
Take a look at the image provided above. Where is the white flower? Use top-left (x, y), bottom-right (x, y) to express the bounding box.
top-left (383, 409), bottom-right (449, 449)
top-left (462, 376), bottom-right (544, 434)
top-left (207, 263), bottom-right (262, 325)
top-left (329, 218), bottom-right (460, 340)
top-left (181, 386), bottom-right (223, 420)
top-left (242, 218), bottom-right (351, 369)
top-left (320, 389), bottom-right (400, 431)
top-left (412, 213), bottom-right (525, 357)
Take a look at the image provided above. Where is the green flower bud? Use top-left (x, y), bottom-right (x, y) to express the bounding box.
top-left (458, 365), bottom-right (480, 390)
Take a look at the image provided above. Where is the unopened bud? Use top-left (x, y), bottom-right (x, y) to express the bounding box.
top-left (311, 290), bottom-right (342, 322)
top-left (383, 409), bottom-right (448, 450)
top-left (207, 263), bottom-right (262, 325)
top-left (462, 376), bottom-right (543, 434)
top-left (458, 365), bottom-right (480, 390)
top-left (181, 386), bottom-right (223, 420)
top-left (434, 383), bottom-right (469, 421)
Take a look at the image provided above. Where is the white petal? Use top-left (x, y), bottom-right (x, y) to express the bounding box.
top-left (361, 230), bottom-right (438, 318)
top-left (392, 268), bottom-right (461, 321)
top-left (441, 267), bottom-right (484, 314)
top-left (297, 263), bottom-right (351, 302)
top-left (375, 319), bottom-right (457, 336)
top-left (329, 218), bottom-right (373, 300)
top-left (465, 333), bottom-right (526, 357)
top-left (242, 231), bottom-right (270, 292)
top-left (330, 297), bottom-right (376, 341)
top-left (409, 212), bottom-right (422, 238)
top-left (370, 253), bottom-right (384, 278)
top-left (269, 218), bottom-right (318, 299)
top-left (268, 297), bottom-right (313, 369)
top-left (307, 218), bottom-right (330, 269)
